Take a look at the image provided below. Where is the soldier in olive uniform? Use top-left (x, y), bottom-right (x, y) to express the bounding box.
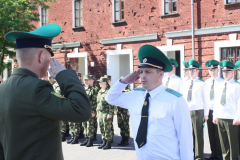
top-left (0, 24), bottom-right (91, 160)
top-left (96, 77), bottom-right (114, 149)
top-left (80, 75), bottom-right (98, 147)
top-left (117, 84), bottom-right (131, 146)
top-left (89, 75), bottom-right (99, 140)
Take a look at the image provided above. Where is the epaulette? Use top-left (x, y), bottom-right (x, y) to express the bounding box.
top-left (198, 78), bottom-right (205, 82)
top-left (133, 87), bottom-right (146, 91)
top-left (235, 80), bottom-right (240, 84)
top-left (220, 77), bottom-right (224, 79)
top-left (165, 88), bottom-right (182, 97)
top-left (176, 75), bottom-right (182, 80)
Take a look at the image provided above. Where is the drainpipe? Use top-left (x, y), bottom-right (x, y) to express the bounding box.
top-left (191, 0), bottom-right (195, 60)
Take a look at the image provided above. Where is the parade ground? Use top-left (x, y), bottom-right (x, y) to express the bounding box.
top-left (63, 115), bottom-right (213, 160)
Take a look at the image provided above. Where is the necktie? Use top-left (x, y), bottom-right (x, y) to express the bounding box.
top-left (187, 80), bottom-right (193, 102)
top-left (165, 77), bottom-right (170, 88)
top-left (210, 80), bottom-right (215, 100)
top-left (135, 93), bottom-right (150, 148)
top-left (220, 83), bottom-right (227, 105)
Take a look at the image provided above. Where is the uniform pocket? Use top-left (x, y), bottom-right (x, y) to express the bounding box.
top-left (148, 113), bottom-right (167, 133)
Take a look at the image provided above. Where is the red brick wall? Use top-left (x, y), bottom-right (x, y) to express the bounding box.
top-left (31, 0), bottom-right (240, 80)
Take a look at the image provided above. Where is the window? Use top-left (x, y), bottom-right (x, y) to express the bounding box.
top-left (113, 0), bottom-right (124, 22)
top-left (40, 8), bottom-right (48, 26)
top-left (164, 0), bottom-right (177, 14)
top-left (227, 0), bottom-right (240, 4)
top-left (74, 0), bottom-right (83, 27)
top-left (221, 47), bottom-right (240, 79)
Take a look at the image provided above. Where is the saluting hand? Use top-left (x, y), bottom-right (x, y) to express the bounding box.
top-left (48, 58), bottom-right (66, 78)
top-left (121, 69), bottom-right (141, 84)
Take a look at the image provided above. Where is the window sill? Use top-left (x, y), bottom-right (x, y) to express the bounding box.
top-left (111, 21), bottom-right (126, 25)
top-left (72, 26), bottom-right (84, 30)
top-left (160, 13), bottom-right (180, 18)
top-left (224, 2), bottom-right (240, 6)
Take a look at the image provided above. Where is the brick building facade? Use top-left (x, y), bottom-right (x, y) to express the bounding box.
top-left (32, 0), bottom-right (240, 86)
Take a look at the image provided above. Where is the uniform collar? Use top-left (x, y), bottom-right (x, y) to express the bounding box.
top-left (190, 77), bottom-right (199, 82)
top-left (167, 74), bottom-right (175, 79)
top-left (144, 84), bottom-right (165, 99)
top-left (210, 75), bottom-right (220, 81)
top-left (224, 78), bottom-right (234, 84)
top-left (12, 68), bottom-right (38, 78)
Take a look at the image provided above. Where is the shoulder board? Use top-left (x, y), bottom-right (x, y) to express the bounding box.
top-left (176, 75), bottom-right (182, 80)
top-left (165, 88), bottom-right (182, 97)
top-left (235, 80), bottom-right (240, 84)
top-left (198, 78), bottom-right (205, 82)
top-left (133, 87), bottom-right (146, 91)
top-left (220, 77), bottom-right (224, 79)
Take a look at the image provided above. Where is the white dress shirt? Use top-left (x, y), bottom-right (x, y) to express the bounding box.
top-left (182, 77), bottom-right (209, 116)
top-left (213, 78), bottom-right (240, 121)
top-left (204, 76), bottom-right (224, 110)
top-left (106, 81), bottom-right (193, 160)
top-left (162, 74), bottom-right (183, 93)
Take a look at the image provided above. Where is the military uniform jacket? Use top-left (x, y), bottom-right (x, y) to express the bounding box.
top-left (96, 88), bottom-right (114, 115)
top-left (0, 68), bottom-right (91, 160)
top-left (106, 81), bottom-right (193, 160)
top-left (85, 86), bottom-right (97, 113)
top-left (163, 74), bottom-right (183, 93)
top-left (213, 78), bottom-right (240, 121)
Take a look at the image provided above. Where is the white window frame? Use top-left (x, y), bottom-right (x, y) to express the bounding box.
top-left (72, 0), bottom-right (83, 28)
top-left (225, 0), bottom-right (240, 4)
top-left (39, 7), bottom-right (47, 27)
top-left (112, 0), bottom-right (124, 23)
top-left (162, 0), bottom-right (177, 16)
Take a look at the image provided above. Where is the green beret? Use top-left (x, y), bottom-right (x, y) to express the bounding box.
top-left (187, 59), bottom-right (202, 69)
top-left (104, 75), bottom-right (111, 80)
top-left (89, 75), bottom-right (95, 80)
top-left (77, 72), bottom-right (81, 77)
top-left (220, 60), bottom-right (236, 71)
top-left (138, 45), bottom-right (172, 72)
top-left (97, 77), bottom-right (108, 82)
top-left (168, 58), bottom-right (178, 67)
top-left (205, 60), bottom-right (219, 69)
top-left (235, 60), bottom-right (240, 70)
top-left (4, 23), bottom-right (61, 57)
top-left (182, 61), bottom-right (188, 70)
top-left (83, 75), bottom-right (90, 80)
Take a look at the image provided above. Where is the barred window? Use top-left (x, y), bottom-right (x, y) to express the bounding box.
top-left (41, 8), bottom-right (48, 26)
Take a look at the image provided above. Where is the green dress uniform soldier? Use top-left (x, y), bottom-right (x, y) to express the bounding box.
top-left (0, 24), bottom-right (91, 160)
top-left (104, 75), bottom-right (116, 142)
top-left (80, 75), bottom-right (98, 147)
top-left (162, 58), bottom-right (183, 93)
top-left (96, 77), bottom-right (115, 149)
top-left (182, 59), bottom-right (209, 160)
top-left (117, 83), bottom-right (131, 146)
top-left (212, 60), bottom-right (240, 160)
top-left (204, 60), bottom-right (223, 160)
top-left (89, 75), bottom-right (99, 141)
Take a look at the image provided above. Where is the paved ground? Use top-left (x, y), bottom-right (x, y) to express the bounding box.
top-left (62, 116), bottom-right (213, 160)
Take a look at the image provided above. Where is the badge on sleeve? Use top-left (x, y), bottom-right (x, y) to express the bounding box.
top-left (51, 91), bottom-right (66, 99)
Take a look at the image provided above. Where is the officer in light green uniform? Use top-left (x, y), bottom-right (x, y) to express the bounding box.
top-left (117, 83), bottom-right (130, 146)
top-left (89, 75), bottom-right (99, 140)
top-left (0, 24), bottom-right (91, 160)
top-left (104, 75), bottom-right (116, 142)
top-left (80, 75), bottom-right (97, 147)
top-left (97, 77), bottom-right (114, 150)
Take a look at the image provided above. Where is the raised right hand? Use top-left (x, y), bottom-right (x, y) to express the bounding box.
top-left (121, 69), bottom-right (140, 84)
top-left (48, 58), bottom-right (66, 78)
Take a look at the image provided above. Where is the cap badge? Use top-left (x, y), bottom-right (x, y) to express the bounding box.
top-left (211, 65), bottom-right (214, 68)
top-left (143, 58), bottom-right (147, 63)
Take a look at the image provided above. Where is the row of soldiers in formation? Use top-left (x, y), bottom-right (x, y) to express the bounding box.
top-left (163, 58), bottom-right (240, 160)
top-left (49, 73), bottom-right (130, 150)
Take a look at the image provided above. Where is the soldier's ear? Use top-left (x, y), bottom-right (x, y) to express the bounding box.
top-left (38, 50), bottom-right (45, 64)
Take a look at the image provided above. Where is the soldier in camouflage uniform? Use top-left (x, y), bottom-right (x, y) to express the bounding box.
top-left (77, 72), bottom-right (85, 139)
top-left (117, 84), bottom-right (131, 146)
top-left (104, 75), bottom-right (116, 142)
top-left (96, 77), bottom-right (114, 150)
top-left (89, 75), bottom-right (99, 141)
top-left (80, 75), bottom-right (97, 147)
top-left (50, 76), bottom-right (69, 142)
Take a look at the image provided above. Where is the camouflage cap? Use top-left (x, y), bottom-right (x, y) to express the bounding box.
top-left (104, 75), bottom-right (111, 80)
top-left (83, 75), bottom-right (90, 80)
top-left (97, 77), bottom-right (108, 82)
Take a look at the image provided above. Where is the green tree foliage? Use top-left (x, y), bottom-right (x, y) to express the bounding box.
top-left (0, 0), bottom-right (54, 75)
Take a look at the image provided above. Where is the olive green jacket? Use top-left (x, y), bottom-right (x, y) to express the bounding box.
top-left (96, 88), bottom-right (114, 115)
top-left (0, 68), bottom-right (91, 160)
top-left (85, 86), bottom-right (98, 113)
